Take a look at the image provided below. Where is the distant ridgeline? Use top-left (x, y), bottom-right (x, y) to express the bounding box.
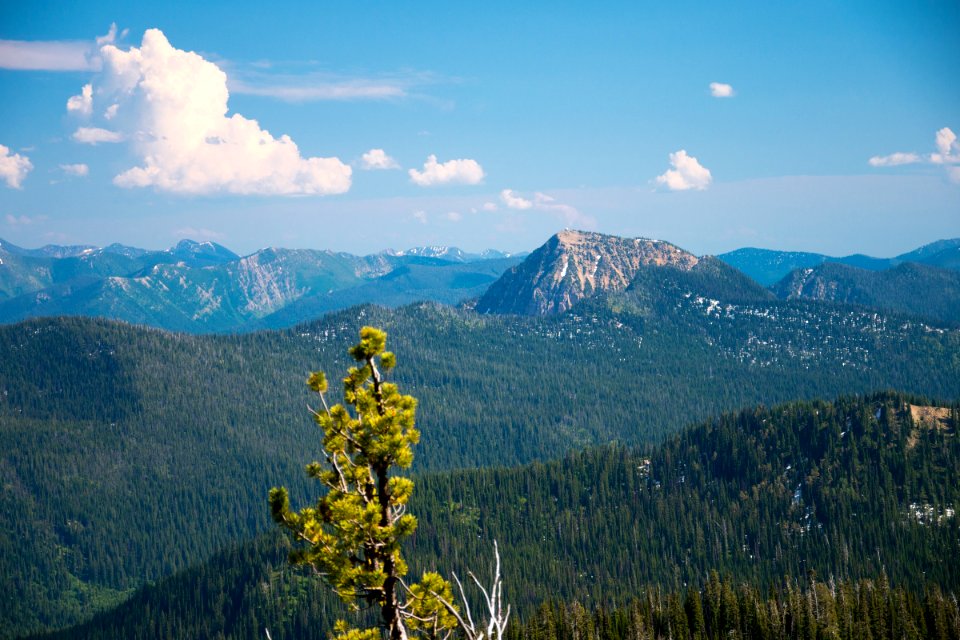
top-left (27, 393), bottom-right (960, 640)
top-left (0, 238), bottom-right (522, 332)
top-left (718, 237), bottom-right (960, 286)
top-left (1, 232), bottom-right (959, 332)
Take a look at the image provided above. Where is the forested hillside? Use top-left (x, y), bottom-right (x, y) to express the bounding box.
top-left (771, 261), bottom-right (960, 326)
top-left (3, 254), bottom-right (960, 635)
top-left (31, 392), bottom-right (960, 640)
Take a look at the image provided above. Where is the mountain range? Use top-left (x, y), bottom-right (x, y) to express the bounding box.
top-left (2, 233), bottom-right (959, 332)
top-left (0, 239), bottom-right (523, 333)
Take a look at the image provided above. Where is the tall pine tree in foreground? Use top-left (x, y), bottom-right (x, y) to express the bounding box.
top-left (270, 327), bottom-right (508, 640)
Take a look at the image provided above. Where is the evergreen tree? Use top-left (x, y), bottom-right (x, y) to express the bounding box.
top-left (269, 327), bottom-right (508, 640)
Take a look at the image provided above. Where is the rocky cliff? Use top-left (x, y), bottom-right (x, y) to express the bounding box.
top-left (475, 230), bottom-right (699, 315)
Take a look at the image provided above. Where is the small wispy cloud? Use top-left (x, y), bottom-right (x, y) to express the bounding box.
top-left (96, 23), bottom-right (122, 47)
top-left (500, 189), bottom-right (533, 210)
top-left (869, 127), bottom-right (959, 182)
top-left (412, 210), bottom-right (428, 224)
top-left (0, 144), bottom-right (33, 188)
top-left (409, 155), bottom-right (484, 187)
top-left (500, 189), bottom-right (594, 227)
top-left (5, 213), bottom-right (45, 226)
top-left (60, 163), bottom-right (90, 177)
top-left (445, 211), bottom-right (462, 222)
top-left (228, 68), bottom-right (444, 103)
top-left (72, 127), bottom-right (124, 145)
top-left (709, 82), bottom-right (735, 98)
top-left (868, 152), bottom-right (921, 167)
top-left (655, 150), bottom-right (712, 191)
top-left (0, 24), bottom-right (122, 72)
top-left (230, 77), bottom-right (408, 101)
top-left (0, 39), bottom-right (97, 71)
top-left (360, 149), bottom-right (400, 170)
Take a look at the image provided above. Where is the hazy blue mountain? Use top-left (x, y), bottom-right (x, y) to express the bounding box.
top-left (898, 237), bottom-right (960, 263)
top-left (899, 239), bottom-right (960, 270)
top-left (0, 238), bottom-right (97, 259)
top-left (386, 245), bottom-right (523, 262)
top-left (0, 241), bottom-right (520, 332)
top-left (161, 239), bottom-right (239, 267)
top-left (717, 248), bottom-right (833, 286)
top-left (719, 238), bottom-right (960, 285)
top-left (250, 255), bottom-right (521, 330)
top-left (0, 242), bottom-right (146, 301)
top-left (98, 243), bottom-right (151, 259)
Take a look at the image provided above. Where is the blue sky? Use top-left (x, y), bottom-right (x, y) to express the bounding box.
top-left (0, 1), bottom-right (957, 257)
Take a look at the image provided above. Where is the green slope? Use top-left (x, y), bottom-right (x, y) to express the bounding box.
top-left (771, 261), bottom-right (960, 326)
top-left (30, 392), bottom-right (960, 640)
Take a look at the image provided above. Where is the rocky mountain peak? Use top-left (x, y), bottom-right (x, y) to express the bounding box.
top-left (475, 230), bottom-right (699, 315)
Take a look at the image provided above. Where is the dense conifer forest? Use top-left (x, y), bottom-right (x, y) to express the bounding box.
top-left (26, 392), bottom-right (959, 639)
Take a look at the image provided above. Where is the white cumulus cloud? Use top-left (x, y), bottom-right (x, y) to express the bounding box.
top-left (655, 150), bottom-right (712, 191)
top-left (931, 127), bottom-right (959, 164)
top-left (409, 154), bottom-right (484, 186)
top-left (72, 127), bottom-right (124, 144)
top-left (360, 148), bottom-right (399, 170)
top-left (67, 83), bottom-right (93, 116)
top-left (0, 144), bottom-right (33, 188)
top-left (709, 82), bottom-right (735, 98)
top-left (71, 28), bottom-right (350, 196)
top-left (868, 152), bottom-right (921, 167)
top-left (60, 163), bottom-right (90, 177)
top-left (500, 189), bottom-right (533, 210)
top-left (445, 211), bottom-right (462, 222)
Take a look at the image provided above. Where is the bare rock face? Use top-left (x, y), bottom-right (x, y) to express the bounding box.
top-left (476, 230), bottom-right (699, 315)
